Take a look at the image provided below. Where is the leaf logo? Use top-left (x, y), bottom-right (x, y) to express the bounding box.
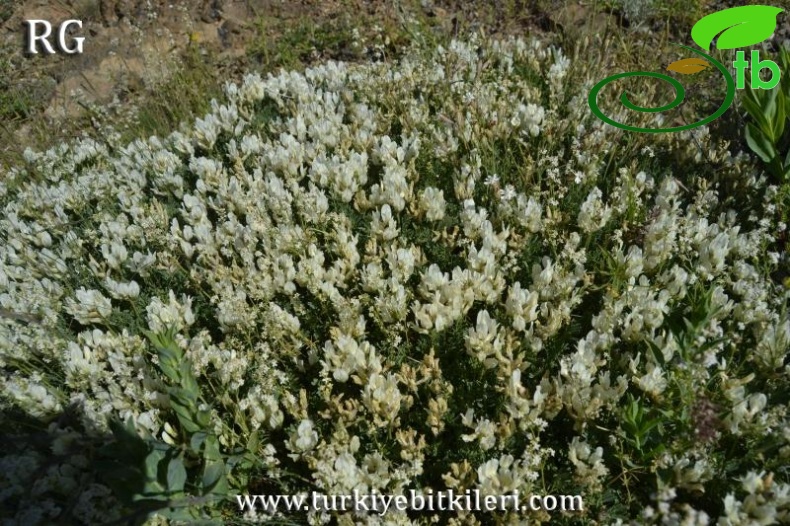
top-left (588, 5), bottom-right (782, 133)
top-left (667, 57), bottom-right (711, 74)
top-left (691, 5), bottom-right (784, 51)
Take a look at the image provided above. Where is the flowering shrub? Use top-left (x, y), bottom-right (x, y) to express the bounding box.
top-left (1, 33), bottom-right (789, 525)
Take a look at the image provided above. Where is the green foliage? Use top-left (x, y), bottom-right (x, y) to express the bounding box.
top-left (605, 0), bottom-right (706, 30)
top-left (0, 0), bottom-right (13, 23)
top-left (740, 46), bottom-right (790, 182)
top-left (98, 328), bottom-right (258, 524)
top-left (126, 44), bottom-right (224, 144)
top-left (0, 85), bottom-right (34, 122)
top-left (618, 393), bottom-right (667, 462)
top-left (247, 15), bottom-right (358, 71)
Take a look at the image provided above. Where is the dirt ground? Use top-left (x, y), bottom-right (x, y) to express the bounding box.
top-left (1, 1), bottom-right (372, 152)
top-left (5, 0), bottom-right (769, 165)
top-left (0, 0), bottom-right (616, 159)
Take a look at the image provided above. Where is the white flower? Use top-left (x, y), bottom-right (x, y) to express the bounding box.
top-left (104, 277), bottom-right (140, 300)
top-left (419, 187), bottom-right (446, 221)
top-left (505, 282), bottom-right (539, 332)
top-left (634, 363), bottom-right (667, 397)
top-left (362, 373), bottom-right (402, 426)
top-left (323, 333), bottom-right (370, 383)
top-left (371, 204), bottom-right (399, 241)
top-left (146, 291), bottom-right (195, 332)
top-left (289, 419), bottom-right (319, 454)
top-left (578, 187), bottom-right (612, 233)
top-left (515, 103), bottom-right (545, 137)
top-left (500, 184), bottom-right (516, 201)
top-left (465, 309), bottom-right (502, 368)
top-left (64, 288), bottom-right (112, 325)
top-left (484, 174), bottom-right (500, 186)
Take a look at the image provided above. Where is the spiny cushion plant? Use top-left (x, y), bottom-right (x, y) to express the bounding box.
top-left (1, 34), bottom-right (789, 525)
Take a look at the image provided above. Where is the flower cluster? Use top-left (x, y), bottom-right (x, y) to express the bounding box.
top-left (1, 32), bottom-right (788, 525)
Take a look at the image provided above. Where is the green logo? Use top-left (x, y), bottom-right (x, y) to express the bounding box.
top-left (588, 5), bottom-right (784, 133)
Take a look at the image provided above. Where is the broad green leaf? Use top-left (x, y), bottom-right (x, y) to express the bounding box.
top-left (167, 457), bottom-right (187, 492)
top-left (143, 329), bottom-right (164, 350)
top-left (169, 393), bottom-right (202, 433)
top-left (773, 88), bottom-right (785, 142)
top-left (247, 430), bottom-right (260, 454)
top-left (741, 92), bottom-right (771, 133)
top-left (190, 431), bottom-right (208, 453)
top-left (169, 387), bottom-right (198, 409)
top-left (145, 449), bottom-right (166, 480)
top-left (645, 339), bottom-right (666, 367)
top-left (180, 360), bottom-right (199, 394)
top-left (203, 434), bottom-right (223, 462)
top-left (160, 507), bottom-right (201, 522)
top-left (202, 460), bottom-right (227, 494)
top-left (638, 417), bottom-right (662, 436)
top-left (196, 408), bottom-right (212, 428)
top-left (781, 47), bottom-right (790, 96)
top-left (764, 86), bottom-right (778, 127)
top-left (691, 6), bottom-right (784, 51)
top-left (159, 360), bottom-right (180, 384)
top-left (745, 122), bottom-right (777, 163)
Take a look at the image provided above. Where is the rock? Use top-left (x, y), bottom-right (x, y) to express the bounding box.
top-left (201, 0), bottom-right (223, 22)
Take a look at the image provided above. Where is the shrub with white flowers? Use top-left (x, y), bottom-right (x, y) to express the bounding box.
top-left (1, 33), bottom-right (789, 525)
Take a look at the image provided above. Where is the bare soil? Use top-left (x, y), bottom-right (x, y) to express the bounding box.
top-left (1, 1), bottom-right (343, 144)
top-left (0, 0), bottom-right (632, 163)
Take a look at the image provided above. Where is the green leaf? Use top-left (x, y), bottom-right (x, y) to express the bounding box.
top-left (637, 417), bottom-right (662, 437)
top-left (204, 434), bottom-right (223, 462)
top-left (773, 89), bottom-right (786, 143)
top-left (196, 408), bottom-right (212, 429)
top-left (764, 86), bottom-right (778, 131)
top-left (247, 430), bottom-right (260, 454)
top-left (228, 455), bottom-right (250, 473)
top-left (645, 340), bottom-right (666, 367)
top-left (741, 91), bottom-right (771, 133)
top-left (190, 431), bottom-right (208, 453)
top-left (143, 329), bottom-right (165, 350)
top-left (781, 47), bottom-right (790, 96)
top-left (691, 6), bottom-right (784, 51)
top-left (169, 392), bottom-right (201, 433)
top-left (167, 456), bottom-right (187, 493)
top-left (170, 385), bottom-right (198, 406)
top-left (202, 460), bottom-right (227, 495)
top-left (146, 328), bottom-right (186, 383)
top-left (159, 507), bottom-right (201, 522)
top-left (159, 360), bottom-right (180, 384)
top-left (746, 122), bottom-right (778, 163)
top-left (180, 360), bottom-right (199, 394)
top-left (145, 449), bottom-right (166, 480)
